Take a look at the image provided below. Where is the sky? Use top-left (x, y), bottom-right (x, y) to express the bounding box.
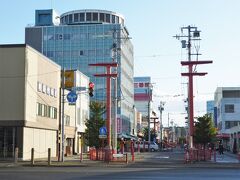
top-left (1, 0), bottom-right (240, 127)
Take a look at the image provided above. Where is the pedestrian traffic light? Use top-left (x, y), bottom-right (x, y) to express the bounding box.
top-left (88, 82), bottom-right (94, 97)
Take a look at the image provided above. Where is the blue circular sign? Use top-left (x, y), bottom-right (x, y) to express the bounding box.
top-left (67, 91), bottom-right (78, 103)
top-left (99, 126), bottom-right (107, 135)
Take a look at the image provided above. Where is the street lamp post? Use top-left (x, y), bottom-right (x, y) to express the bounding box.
top-left (158, 101), bottom-right (165, 150)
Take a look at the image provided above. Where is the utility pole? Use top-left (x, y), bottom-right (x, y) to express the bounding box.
top-left (158, 102), bottom-right (165, 150)
top-left (174, 25), bottom-right (212, 148)
top-left (61, 69), bottom-right (65, 162)
top-left (112, 29), bottom-right (119, 155)
top-left (147, 84), bottom-right (152, 152)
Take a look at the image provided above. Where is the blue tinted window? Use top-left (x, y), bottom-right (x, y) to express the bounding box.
top-left (106, 14), bottom-right (110, 22)
top-left (74, 14), bottom-right (79, 22)
top-left (100, 13), bottom-right (104, 22)
top-left (86, 13), bottom-right (91, 21)
top-left (80, 13), bottom-right (85, 21)
top-left (112, 15), bottom-right (115, 23)
top-left (93, 13), bottom-right (98, 21)
top-left (69, 14), bottom-right (73, 23)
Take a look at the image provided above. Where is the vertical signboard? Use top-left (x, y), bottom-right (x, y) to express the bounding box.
top-left (64, 70), bottom-right (75, 89)
top-left (117, 115), bottom-right (122, 134)
top-left (214, 107), bottom-right (217, 127)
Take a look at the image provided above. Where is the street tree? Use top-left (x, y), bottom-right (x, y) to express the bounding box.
top-left (85, 101), bottom-right (106, 148)
top-left (194, 114), bottom-right (217, 149)
top-left (142, 127), bottom-right (157, 142)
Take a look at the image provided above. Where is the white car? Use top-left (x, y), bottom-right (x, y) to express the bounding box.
top-left (134, 141), bottom-right (159, 152)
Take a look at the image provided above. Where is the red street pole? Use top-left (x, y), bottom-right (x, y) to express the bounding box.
top-left (106, 66), bottom-right (111, 148)
top-left (181, 60), bottom-right (212, 148)
top-left (188, 64), bottom-right (194, 138)
top-left (89, 63), bottom-right (118, 150)
top-left (131, 140), bottom-right (134, 162)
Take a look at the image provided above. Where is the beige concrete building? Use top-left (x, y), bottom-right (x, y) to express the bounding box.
top-left (0, 44), bottom-right (61, 160)
top-left (0, 44), bottom-right (89, 160)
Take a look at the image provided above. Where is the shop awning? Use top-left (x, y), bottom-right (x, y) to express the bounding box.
top-left (216, 133), bottom-right (230, 138)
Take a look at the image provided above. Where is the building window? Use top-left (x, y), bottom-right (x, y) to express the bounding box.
top-left (46, 86), bottom-right (50, 95)
top-left (106, 14), bottom-right (110, 22)
top-left (223, 90), bottom-right (240, 98)
top-left (54, 89), bottom-right (57, 98)
top-left (86, 12), bottom-right (91, 21)
top-left (42, 84), bottom-right (46, 93)
top-left (50, 88), bottom-right (54, 96)
top-left (47, 106), bottom-right (51, 117)
top-left (80, 50), bottom-right (84, 56)
top-left (139, 83), bottom-right (144, 87)
top-left (36, 103), bottom-right (42, 116)
top-left (37, 82), bottom-right (42, 92)
top-left (69, 14), bottom-right (73, 23)
top-left (112, 15), bottom-right (115, 23)
top-left (54, 107), bottom-right (57, 119)
top-left (63, 34), bottom-right (71, 40)
top-left (93, 13), bottom-right (98, 21)
top-left (65, 115), bottom-right (70, 126)
top-left (100, 13), bottom-right (104, 22)
top-left (55, 34), bottom-right (63, 40)
top-left (60, 17), bottom-right (64, 24)
top-left (225, 121), bottom-right (238, 129)
top-left (80, 13), bottom-right (85, 21)
top-left (225, 104), bottom-right (234, 113)
top-left (44, 104), bottom-right (48, 117)
top-left (64, 15), bottom-right (68, 24)
top-left (74, 13), bottom-right (79, 22)
top-left (116, 16), bottom-right (119, 23)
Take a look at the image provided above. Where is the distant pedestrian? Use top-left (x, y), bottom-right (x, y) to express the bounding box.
top-left (219, 143), bottom-right (224, 155)
top-left (184, 143), bottom-right (189, 151)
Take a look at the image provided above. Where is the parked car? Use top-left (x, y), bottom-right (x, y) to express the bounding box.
top-left (134, 141), bottom-right (159, 152)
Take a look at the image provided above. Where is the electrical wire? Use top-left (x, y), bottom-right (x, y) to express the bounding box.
top-left (0, 70), bottom-right (60, 79)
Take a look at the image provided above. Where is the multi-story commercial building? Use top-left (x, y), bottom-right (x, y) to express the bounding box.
top-left (0, 44), bottom-right (61, 160)
top-left (25, 9), bottom-right (134, 136)
top-left (214, 87), bottom-right (240, 150)
top-left (0, 44), bottom-right (89, 160)
top-left (63, 70), bottom-right (89, 155)
top-left (134, 76), bottom-right (154, 123)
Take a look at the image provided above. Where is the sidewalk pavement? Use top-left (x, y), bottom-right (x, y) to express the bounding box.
top-left (212, 151), bottom-right (239, 163)
top-left (0, 151), bottom-right (239, 169)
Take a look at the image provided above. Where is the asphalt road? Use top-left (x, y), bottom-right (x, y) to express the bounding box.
top-left (0, 149), bottom-right (239, 180)
top-left (0, 166), bottom-right (239, 180)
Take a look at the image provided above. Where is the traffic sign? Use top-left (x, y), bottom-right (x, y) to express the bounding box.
top-left (99, 126), bottom-right (107, 135)
top-left (72, 87), bottom-right (87, 91)
top-left (67, 91), bottom-right (78, 103)
top-left (99, 135), bottom-right (107, 139)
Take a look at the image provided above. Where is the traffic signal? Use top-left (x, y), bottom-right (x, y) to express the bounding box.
top-left (88, 82), bottom-right (94, 97)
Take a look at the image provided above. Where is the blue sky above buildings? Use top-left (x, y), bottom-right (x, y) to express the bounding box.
top-left (1, 0), bottom-right (240, 126)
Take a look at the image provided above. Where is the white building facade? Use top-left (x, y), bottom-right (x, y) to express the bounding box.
top-left (214, 87), bottom-right (240, 150)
